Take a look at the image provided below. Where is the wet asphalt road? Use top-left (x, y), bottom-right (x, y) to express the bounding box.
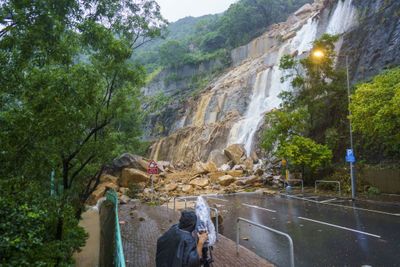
top-left (203, 193), bottom-right (400, 267)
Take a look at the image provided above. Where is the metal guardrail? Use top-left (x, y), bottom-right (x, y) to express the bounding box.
top-left (315, 180), bottom-right (341, 196)
top-left (283, 179), bottom-right (304, 192)
top-left (236, 217), bottom-right (295, 267)
top-left (106, 190), bottom-right (126, 267)
top-left (173, 194), bottom-right (226, 211)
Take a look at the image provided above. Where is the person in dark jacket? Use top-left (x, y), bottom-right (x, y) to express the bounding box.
top-left (156, 210), bottom-right (208, 267)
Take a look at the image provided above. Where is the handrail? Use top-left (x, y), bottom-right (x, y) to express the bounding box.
top-left (236, 217), bottom-right (295, 267)
top-left (283, 179), bottom-right (304, 192)
top-left (106, 190), bottom-right (126, 267)
top-left (173, 195), bottom-right (221, 211)
top-left (315, 180), bottom-right (341, 196)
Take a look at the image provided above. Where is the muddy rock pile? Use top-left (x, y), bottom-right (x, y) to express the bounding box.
top-left (87, 147), bottom-right (284, 205)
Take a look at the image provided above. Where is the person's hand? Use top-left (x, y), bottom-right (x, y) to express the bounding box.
top-left (197, 232), bottom-right (208, 245)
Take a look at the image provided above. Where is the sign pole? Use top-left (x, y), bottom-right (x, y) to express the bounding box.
top-left (346, 55), bottom-right (356, 200)
top-left (151, 174), bottom-right (154, 202)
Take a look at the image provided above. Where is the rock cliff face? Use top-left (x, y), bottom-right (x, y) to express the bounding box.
top-left (146, 0), bottom-right (400, 165)
top-left (340, 0), bottom-right (400, 82)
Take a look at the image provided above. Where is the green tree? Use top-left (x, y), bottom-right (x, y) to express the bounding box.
top-left (261, 107), bottom-right (309, 151)
top-left (350, 67), bottom-right (400, 159)
top-left (159, 40), bottom-right (189, 67)
top-left (0, 0), bottom-right (166, 265)
top-left (276, 136), bottom-right (332, 179)
top-left (279, 34), bottom-right (348, 159)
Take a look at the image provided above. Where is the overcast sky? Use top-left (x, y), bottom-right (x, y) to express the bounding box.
top-left (156, 0), bottom-right (239, 22)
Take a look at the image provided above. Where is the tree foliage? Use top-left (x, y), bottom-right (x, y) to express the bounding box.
top-left (134, 0), bottom-right (312, 70)
top-left (0, 0), bottom-right (165, 265)
top-left (278, 34), bottom-right (348, 159)
top-left (261, 34), bottom-right (350, 178)
top-left (350, 67), bottom-right (400, 159)
top-left (276, 135), bottom-right (332, 174)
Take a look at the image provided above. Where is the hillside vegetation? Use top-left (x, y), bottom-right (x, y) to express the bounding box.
top-left (134, 0), bottom-right (313, 71)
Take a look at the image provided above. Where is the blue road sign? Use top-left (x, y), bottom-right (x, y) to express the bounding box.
top-left (346, 149), bottom-right (356, 163)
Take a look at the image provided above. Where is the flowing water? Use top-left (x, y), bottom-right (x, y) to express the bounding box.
top-left (227, 0), bottom-right (357, 155)
top-left (326, 0), bottom-right (357, 35)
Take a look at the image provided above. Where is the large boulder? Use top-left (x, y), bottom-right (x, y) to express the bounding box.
top-left (242, 175), bottom-right (259, 185)
top-left (181, 184), bottom-right (193, 193)
top-left (204, 161), bottom-right (218, 173)
top-left (244, 158), bottom-right (254, 171)
top-left (218, 175), bottom-right (235, 186)
top-left (192, 162), bottom-right (208, 174)
top-left (226, 170), bottom-right (244, 177)
top-left (87, 182), bottom-right (119, 205)
top-left (119, 195), bottom-right (131, 204)
top-left (218, 164), bottom-right (231, 172)
top-left (190, 178), bottom-right (210, 188)
top-left (165, 183), bottom-right (178, 192)
top-left (208, 150), bottom-right (230, 167)
top-left (111, 153), bottom-right (149, 172)
top-left (100, 174), bottom-right (118, 185)
top-left (224, 144), bottom-right (245, 165)
top-left (192, 161), bottom-right (218, 174)
top-left (250, 151), bottom-right (259, 163)
top-left (120, 168), bottom-right (150, 187)
top-left (208, 171), bottom-right (226, 182)
top-left (157, 161), bottom-right (175, 172)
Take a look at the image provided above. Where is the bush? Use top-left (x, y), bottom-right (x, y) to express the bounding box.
top-left (367, 186), bottom-right (381, 196)
top-left (277, 136), bottom-right (333, 181)
top-left (0, 179), bottom-right (87, 266)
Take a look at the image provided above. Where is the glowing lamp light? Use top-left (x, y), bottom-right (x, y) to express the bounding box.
top-left (312, 50), bottom-right (325, 59)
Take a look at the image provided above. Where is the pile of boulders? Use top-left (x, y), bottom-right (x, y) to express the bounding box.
top-left (87, 145), bottom-right (284, 206)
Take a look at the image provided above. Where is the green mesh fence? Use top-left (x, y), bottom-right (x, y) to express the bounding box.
top-left (106, 190), bottom-right (126, 267)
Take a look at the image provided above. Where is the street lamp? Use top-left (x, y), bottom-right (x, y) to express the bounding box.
top-left (312, 49), bottom-right (356, 200)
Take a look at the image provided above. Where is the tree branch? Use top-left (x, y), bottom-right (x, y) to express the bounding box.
top-left (68, 154), bottom-right (96, 188)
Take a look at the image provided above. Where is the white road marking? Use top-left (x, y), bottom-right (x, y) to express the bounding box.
top-left (283, 194), bottom-right (400, 217)
top-left (319, 198), bottom-right (337, 203)
top-left (242, 203), bottom-right (276, 213)
top-left (298, 216), bottom-right (381, 238)
top-left (206, 197), bottom-right (228, 202)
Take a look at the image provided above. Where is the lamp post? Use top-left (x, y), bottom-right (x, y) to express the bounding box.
top-left (312, 50), bottom-right (356, 200)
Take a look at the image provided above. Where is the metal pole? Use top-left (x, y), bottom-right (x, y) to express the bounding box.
top-left (236, 220), bottom-right (240, 255)
top-left (151, 175), bottom-right (154, 202)
top-left (346, 55), bottom-right (356, 200)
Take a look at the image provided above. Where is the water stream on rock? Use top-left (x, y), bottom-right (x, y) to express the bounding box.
top-left (227, 0), bottom-right (357, 156)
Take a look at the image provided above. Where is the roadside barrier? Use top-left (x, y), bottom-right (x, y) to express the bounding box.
top-left (315, 180), bottom-right (341, 196)
top-left (106, 190), bottom-right (126, 267)
top-left (236, 217), bottom-right (295, 267)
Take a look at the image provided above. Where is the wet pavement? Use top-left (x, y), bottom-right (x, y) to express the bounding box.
top-left (119, 201), bottom-right (273, 267)
top-left (196, 193), bottom-right (400, 267)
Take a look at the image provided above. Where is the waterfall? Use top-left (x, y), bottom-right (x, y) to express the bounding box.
top-left (326, 0), bottom-right (357, 35)
top-left (291, 17), bottom-right (319, 55)
top-left (227, 0), bottom-right (357, 156)
top-left (228, 69), bottom-right (271, 153)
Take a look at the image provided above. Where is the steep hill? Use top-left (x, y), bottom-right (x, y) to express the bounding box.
top-left (147, 0), bottom-right (400, 165)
